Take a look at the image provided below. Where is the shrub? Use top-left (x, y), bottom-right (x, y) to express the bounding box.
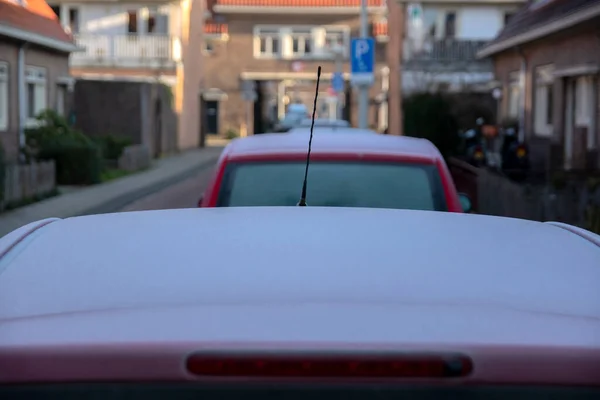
top-left (403, 92), bottom-right (460, 158)
top-left (93, 135), bottom-right (133, 160)
top-left (225, 129), bottom-right (239, 140)
top-left (24, 110), bottom-right (103, 185)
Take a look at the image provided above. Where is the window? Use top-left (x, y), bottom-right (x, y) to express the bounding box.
top-left (1, 385), bottom-right (600, 399)
top-left (506, 71), bottom-right (521, 119)
top-left (56, 85), bottom-right (66, 116)
top-left (255, 27), bottom-right (280, 58)
top-left (128, 11), bottom-right (138, 34)
top-left (203, 40), bottom-right (214, 54)
top-left (25, 66), bottom-right (46, 124)
top-left (575, 76), bottom-right (593, 127)
top-left (534, 65), bottom-right (554, 136)
top-left (254, 26), bottom-right (349, 59)
top-left (68, 8), bottom-right (79, 34)
top-left (0, 62), bottom-right (8, 131)
top-left (291, 28), bottom-right (312, 57)
top-left (444, 12), bottom-right (456, 39)
top-left (147, 15), bottom-right (156, 33)
top-left (217, 161), bottom-right (447, 211)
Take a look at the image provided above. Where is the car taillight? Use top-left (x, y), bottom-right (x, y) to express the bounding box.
top-left (473, 146), bottom-right (484, 159)
top-left (186, 352), bottom-right (473, 378)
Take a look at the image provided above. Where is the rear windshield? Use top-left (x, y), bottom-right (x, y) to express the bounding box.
top-left (217, 161), bottom-right (447, 211)
top-left (2, 384), bottom-right (599, 400)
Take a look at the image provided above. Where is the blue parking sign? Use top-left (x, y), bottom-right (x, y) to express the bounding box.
top-left (332, 72), bottom-right (344, 93)
top-left (350, 38), bottom-right (375, 86)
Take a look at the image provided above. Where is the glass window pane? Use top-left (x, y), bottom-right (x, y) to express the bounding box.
top-left (218, 161), bottom-right (445, 211)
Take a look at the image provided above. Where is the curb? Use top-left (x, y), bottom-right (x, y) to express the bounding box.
top-left (79, 156), bottom-right (219, 216)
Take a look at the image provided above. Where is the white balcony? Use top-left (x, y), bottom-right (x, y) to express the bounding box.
top-left (404, 39), bottom-right (489, 63)
top-left (71, 34), bottom-right (182, 69)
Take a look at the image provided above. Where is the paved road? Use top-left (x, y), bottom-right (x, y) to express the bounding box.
top-left (119, 165), bottom-right (216, 212)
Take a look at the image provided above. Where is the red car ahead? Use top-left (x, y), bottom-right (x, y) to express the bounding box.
top-left (199, 131), bottom-right (470, 212)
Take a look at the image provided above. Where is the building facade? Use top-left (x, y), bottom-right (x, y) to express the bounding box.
top-left (0, 0), bottom-right (77, 162)
top-left (45, 0), bottom-right (206, 153)
top-left (202, 0), bottom-right (390, 135)
top-left (479, 0), bottom-right (600, 171)
top-left (399, 0), bottom-right (525, 94)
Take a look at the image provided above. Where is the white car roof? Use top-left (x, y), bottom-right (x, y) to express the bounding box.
top-left (298, 119), bottom-right (350, 127)
top-left (288, 127), bottom-right (377, 135)
top-left (227, 132), bottom-right (439, 159)
top-left (1, 207), bottom-right (599, 348)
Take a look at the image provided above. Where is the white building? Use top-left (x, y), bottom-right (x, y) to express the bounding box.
top-left (47, 1), bottom-right (183, 85)
top-left (402, 1), bottom-right (525, 93)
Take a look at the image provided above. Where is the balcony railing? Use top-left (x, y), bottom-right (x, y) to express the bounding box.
top-left (71, 34), bottom-right (182, 69)
top-left (404, 39), bottom-right (489, 63)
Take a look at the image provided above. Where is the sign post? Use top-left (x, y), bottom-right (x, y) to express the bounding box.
top-left (241, 80), bottom-right (257, 136)
top-left (351, 37), bottom-right (375, 129)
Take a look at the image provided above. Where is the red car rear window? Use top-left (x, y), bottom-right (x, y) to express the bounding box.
top-left (217, 161), bottom-right (447, 211)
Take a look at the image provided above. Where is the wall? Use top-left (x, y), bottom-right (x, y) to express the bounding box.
top-left (203, 13), bottom-right (388, 133)
top-left (73, 79), bottom-right (178, 156)
top-left (0, 38), bottom-right (71, 163)
top-left (0, 39), bottom-right (19, 162)
top-left (420, 4), bottom-right (519, 40)
top-left (491, 21), bottom-right (600, 170)
top-left (56, 2), bottom-right (180, 35)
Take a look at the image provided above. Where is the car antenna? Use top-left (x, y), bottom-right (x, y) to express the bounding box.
top-left (297, 65), bottom-right (322, 207)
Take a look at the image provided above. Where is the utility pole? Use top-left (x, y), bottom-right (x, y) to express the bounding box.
top-left (358, 0), bottom-right (369, 129)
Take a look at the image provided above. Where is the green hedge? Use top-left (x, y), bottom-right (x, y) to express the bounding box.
top-left (93, 135), bottom-right (132, 160)
top-left (25, 110), bottom-right (103, 185)
top-left (37, 139), bottom-right (102, 185)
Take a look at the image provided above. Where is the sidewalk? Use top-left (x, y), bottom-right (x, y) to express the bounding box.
top-left (0, 146), bottom-right (223, 238)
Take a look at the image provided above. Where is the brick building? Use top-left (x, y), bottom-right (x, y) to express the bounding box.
top-left (478, 0), bottom-right (600, 171)
top-left (0, 0), bottom-right (77, 162)
top-left (202, 0), bottom-right (390, 135)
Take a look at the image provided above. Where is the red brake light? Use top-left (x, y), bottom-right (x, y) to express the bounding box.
top-left (186, 352), bottom-right (473, 378)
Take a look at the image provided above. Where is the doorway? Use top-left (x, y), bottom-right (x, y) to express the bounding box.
top-left (205, 101), bottom-right (219, 135)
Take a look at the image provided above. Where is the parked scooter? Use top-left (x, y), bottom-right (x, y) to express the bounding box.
top-left (500, 127), bottom-right (530, 181)
top-left (463, 118), bottom-right (487, 167)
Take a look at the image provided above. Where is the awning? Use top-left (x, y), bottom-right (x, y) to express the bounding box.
top-left (554, 64), bottom-right (600, 78)
top-left (202, 88), bottom-right (228, 101)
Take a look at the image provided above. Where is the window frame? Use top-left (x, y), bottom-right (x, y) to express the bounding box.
top-left (216, 160), bottom-right (448, 211)
top-left (253, 25), bottom-right (350, 60)
top-left (533, 64), bottom-right (554, 137)
top-left (0, 62), bottom-right (8, 132)
top-left (253, 26), bottom-right (282, 59)
top-left (25, 65), bottom-right (47, 127)
top-left (507, 71), bottom-right (521, 119)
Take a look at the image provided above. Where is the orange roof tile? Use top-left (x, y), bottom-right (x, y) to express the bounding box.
top-left (204, 22), bottom-right (228, 34)
top-left (372, 20), bottom-right (387, 36)
top-left (0, 0), bottom-right (73, 46)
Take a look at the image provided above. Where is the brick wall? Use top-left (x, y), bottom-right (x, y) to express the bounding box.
top-left (73, 80), bottom-right (178, 157)
top-left (203, 13), bottom-right (387, 133)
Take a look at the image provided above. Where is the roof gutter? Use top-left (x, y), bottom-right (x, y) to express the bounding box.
top-left (0, 24), bottom-right (80, 53)
top-left (477, 2), bottom-right (600, 59)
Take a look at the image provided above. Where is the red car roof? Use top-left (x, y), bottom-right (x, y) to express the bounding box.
top-left (225, 132), bottom-right (442, 161)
